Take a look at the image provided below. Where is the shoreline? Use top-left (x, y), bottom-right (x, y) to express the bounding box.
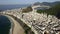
top-left (6, 15), bottom-right (35, 34)
top-left (4, 15), bottom-right (25, 34)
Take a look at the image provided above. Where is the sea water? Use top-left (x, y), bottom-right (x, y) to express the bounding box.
top-left (0, 15), bottom-right (11, 34)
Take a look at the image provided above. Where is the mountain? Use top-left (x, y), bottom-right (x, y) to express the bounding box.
top-left (42, 2), bottom-right (51, 6)
top-left (33, 1), bottom-right (60, 6)
top-left (33, 2), bottom-right (42, 5)
top-left (42, 1), bottom-right (60, 6)
top-left (37, 2), bottom-right (60, 19)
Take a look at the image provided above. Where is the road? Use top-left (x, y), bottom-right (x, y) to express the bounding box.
top-left (5, 15), bottom-right (25, 34)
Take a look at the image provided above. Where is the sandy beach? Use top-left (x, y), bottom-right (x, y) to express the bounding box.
top-left (5, 15), bottom-right (25, 34)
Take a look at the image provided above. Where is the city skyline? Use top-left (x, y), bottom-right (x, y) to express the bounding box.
top-left (0, 0), bottom-right (60, 5)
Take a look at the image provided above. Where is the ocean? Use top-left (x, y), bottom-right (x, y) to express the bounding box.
top-left (0, 4), bottom-right (30, 34)
top-left (0, 4), bottom-right (30, 11)
top-left (0, 15), bottom-right (11, 34)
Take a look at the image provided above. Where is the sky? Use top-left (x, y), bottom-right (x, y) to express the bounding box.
top-left (0, 0), bottom-right (60, 5)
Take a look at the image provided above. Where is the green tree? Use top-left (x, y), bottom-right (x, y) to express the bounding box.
top-left (37, 3), bottom-right (60, 18)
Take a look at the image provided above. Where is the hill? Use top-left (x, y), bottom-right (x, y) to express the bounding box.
top-left (37, 3), bottom-right (60, 19)
top-left (33, 1), bottom-right (60, 6)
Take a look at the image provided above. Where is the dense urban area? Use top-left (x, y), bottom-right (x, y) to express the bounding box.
top-left (0, 1), bottom-right (60, 34)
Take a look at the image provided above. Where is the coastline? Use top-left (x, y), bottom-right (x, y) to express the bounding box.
top-left (4, 15), bottom-right (25, 34)
top-left (6, 15), bottom-right (35, 34)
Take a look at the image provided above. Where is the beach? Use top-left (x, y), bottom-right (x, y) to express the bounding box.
top-left (5, 15), bottom-right (25, 34)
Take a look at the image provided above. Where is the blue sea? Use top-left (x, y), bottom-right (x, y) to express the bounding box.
top-left (0, 15), bottom-right (11, 34)
top-left (0, 4), bottom-right (30, 34)
top-left (0, 4), bottom-right (30, 11)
